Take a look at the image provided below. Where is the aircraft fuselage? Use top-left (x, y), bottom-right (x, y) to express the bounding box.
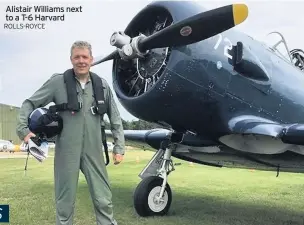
top-left (113, 0), bottom-right (304, 141)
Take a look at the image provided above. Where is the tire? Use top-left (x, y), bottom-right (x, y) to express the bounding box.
top-left (133, 176), bottom-right (172, 217)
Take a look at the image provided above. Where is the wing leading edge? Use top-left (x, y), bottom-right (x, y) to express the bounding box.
top-left (219, 115), bottom-right (304, 155)
top-left (105, 128), bottom-right (171, 150)
top-left (105, 115), bottom-right (304, 156)
top-left (105, 127), bottom-right (219, 151)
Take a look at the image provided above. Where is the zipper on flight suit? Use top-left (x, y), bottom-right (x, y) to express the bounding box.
top-left (76, 80), bottom-right (86, 156)
top-left (82, 85), bottom-right (86, 156)
top-left (77, 78), bottom-right (92, 156)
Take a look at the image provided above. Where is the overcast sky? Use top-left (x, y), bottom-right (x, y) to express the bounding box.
top-left (0, 0), bottom-right (303, 121)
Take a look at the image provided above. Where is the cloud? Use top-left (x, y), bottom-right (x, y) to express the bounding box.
top-left (0, 0), bottom-right (304, 121)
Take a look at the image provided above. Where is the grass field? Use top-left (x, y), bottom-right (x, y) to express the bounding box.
top-left (1, 149), bottom-right (304, 225)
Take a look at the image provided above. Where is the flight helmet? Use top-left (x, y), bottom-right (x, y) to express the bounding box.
top-left (28, 107), bottom-right (63, 138)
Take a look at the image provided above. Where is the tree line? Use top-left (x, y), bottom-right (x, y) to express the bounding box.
top-left (104, 118), bottom-right (166, 130)
top-left (46, 118), bottom-right (164, 142)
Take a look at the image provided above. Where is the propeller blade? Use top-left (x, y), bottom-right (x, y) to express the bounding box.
top-left (137, 4), bottom-right (248, 51)
top-left (91, 49), bottom-right (119, 66)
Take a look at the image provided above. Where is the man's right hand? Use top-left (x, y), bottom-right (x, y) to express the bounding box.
top-left (24, 132), bottom-right (36, 143)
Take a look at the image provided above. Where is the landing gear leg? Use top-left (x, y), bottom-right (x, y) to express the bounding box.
top-left (133, 133), bottom-right (183, 217)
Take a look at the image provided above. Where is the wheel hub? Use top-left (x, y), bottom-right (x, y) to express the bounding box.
top-left (148, 186), bottom-right (168, 212)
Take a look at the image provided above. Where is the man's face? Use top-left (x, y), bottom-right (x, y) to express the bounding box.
top-left (70, 47), bottom-right (93, 76)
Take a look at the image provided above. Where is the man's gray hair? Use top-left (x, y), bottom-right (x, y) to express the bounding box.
top-left (70, 41), bottom-right (92, 56)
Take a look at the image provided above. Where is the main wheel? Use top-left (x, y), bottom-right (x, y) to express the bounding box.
top-left (133, 176), bottom-right (172, 217)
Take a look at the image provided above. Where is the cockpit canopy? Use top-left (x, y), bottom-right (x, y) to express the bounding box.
top-left (265, 31), bottom-right (304, 71)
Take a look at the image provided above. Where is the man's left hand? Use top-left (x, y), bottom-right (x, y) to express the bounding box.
top-left (112, 153), bottom-right (124, 165)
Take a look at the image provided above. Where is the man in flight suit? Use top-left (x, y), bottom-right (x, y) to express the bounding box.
top-left (16, 41), bottom-right (125, 225)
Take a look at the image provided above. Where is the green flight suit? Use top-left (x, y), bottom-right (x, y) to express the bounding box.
top-left (16, 70), bottom-right (125, 225)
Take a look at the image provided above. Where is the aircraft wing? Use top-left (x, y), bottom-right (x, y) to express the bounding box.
top-left (227, 115), bottom-right (285, 137)
top-left (226, 115), bottom-right (304, 145)
top-left (105, 128), bottom-right (172, 151)
top-left (104, 115), bottom-right (304, 155)
top-left (218, 115), bottom-right (304, 155)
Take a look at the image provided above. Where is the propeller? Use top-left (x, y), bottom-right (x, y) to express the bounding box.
top-left (91, 3), bottom-right (248, 66)
top-left (137, 4), bottom-right (248, 52)
top-left (91, 49), bottom-right (119, 66)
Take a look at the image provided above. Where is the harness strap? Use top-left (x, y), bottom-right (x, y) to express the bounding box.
top-left (64, 69), bottom-right (81, 111)
top-left (49, 102), bottom-right (82, 114)
top-left (101, 126), bottom-right (109, 166)
top-left (49, 69), bottom-right (110, 165)
top-left (90, 72), bottom-right (106, 115)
